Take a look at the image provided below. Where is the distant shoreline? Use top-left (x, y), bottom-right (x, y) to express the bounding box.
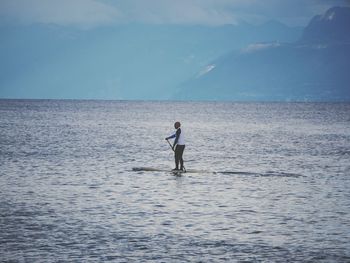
top-left (1, 98), bottom-right (350, 103)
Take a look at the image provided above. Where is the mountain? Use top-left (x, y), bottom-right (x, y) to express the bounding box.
top-left (300, 6), bottom-right (350, 44)
top-left (175, 7), bottom-right (350, 101)
top-left (0, 22), bottom-right (301, 100)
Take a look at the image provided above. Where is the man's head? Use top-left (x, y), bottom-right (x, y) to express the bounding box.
top-left (174, 121), bottom-right (181, 129)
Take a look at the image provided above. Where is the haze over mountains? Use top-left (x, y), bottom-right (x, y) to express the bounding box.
top-left (1, 6), bottom-right (349, 101)
top-left (177, 7), bottom-right (350, 101)
top-left (1, 20), bottom-right (301, 100)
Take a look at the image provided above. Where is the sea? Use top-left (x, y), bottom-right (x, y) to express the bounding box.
top-left (1, 99), bottom-right (350, 262)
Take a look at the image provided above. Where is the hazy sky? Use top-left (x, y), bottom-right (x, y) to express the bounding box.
top-left (0, 0), bottom-right (349, 29)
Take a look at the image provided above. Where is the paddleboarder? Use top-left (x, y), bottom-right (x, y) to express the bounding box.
top-left (165, 121), bottom-right (185, 171)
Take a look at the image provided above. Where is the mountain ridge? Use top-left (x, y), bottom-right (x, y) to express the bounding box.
top-left (175, 6), bottom-right (350, 101)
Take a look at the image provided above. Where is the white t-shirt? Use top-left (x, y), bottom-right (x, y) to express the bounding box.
top-left (168, 127), bottom-right (185, 145)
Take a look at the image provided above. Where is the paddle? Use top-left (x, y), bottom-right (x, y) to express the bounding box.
top-left (166, 139), bottom-right (174, 152)
top-left (166, 139), bottom-right (186, 172)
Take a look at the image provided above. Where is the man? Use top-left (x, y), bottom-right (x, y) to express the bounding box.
top-left (165, 121), bottom-right (185, 171)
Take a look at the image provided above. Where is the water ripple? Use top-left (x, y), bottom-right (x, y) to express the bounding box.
top-left (1, 100), bottom-right (350, 262)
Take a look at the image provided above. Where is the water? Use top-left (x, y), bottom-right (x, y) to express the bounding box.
top-left (1, 100), bottom-right (350, 262)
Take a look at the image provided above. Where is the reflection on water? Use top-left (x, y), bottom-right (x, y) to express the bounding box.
top-left (1, 100), bottom-right (350, 262)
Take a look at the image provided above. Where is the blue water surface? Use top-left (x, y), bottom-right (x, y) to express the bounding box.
top-left (1, 100), bottom-right (350, 262)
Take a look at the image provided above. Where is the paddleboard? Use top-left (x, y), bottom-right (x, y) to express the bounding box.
top-left (132, 167), bottom-right (210, 174)
top-left (132, 167), bottom-right (302, 177)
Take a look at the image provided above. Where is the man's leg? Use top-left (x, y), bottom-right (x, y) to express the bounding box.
top-left (174, 146), bottom-right (180, 170)
top-left (179, 145), bottom-right (185, 170)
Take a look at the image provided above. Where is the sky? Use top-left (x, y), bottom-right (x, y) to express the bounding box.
top-left (0, 0), bottom-right (349, 29)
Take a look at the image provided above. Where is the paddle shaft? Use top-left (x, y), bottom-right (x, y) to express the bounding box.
top-left (166, 139), bottom-right (174, 152)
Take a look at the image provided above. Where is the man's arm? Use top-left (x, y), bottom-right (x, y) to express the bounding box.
top-left (165, 133), bottom-right (176, 140)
